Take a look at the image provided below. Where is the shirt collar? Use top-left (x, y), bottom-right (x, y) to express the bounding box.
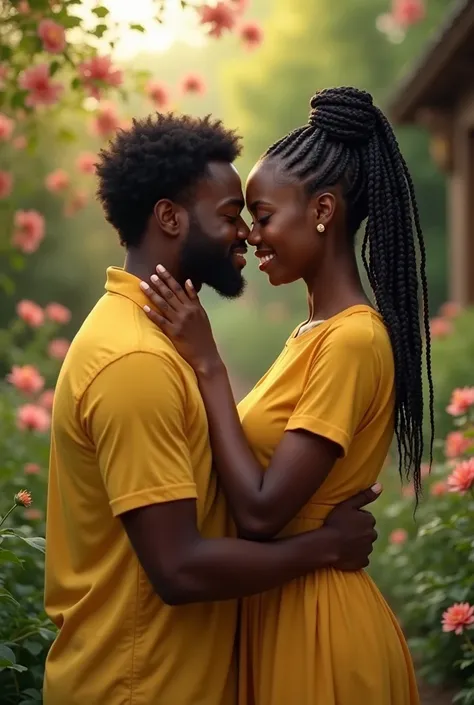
top-left (104, 266), bottom-right (149, 309)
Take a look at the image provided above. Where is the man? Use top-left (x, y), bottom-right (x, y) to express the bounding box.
top-left (44, 113), bottom-right (380, 705)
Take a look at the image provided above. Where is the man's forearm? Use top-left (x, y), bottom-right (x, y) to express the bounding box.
top-left (163, 527), bottom-right (339, 605)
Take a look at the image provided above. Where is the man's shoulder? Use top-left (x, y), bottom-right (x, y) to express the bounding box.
top-left (58, 295), bottom-right (184, 403)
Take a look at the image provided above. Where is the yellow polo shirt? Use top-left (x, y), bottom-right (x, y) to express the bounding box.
top-left (44, 267), bottom-right (237, 705)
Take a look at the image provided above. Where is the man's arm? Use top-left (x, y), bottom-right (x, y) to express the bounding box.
top-left (84, 350), bottom-right (378, 606)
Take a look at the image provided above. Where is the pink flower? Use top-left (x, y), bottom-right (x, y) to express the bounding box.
top-left (447, 387), bottom-right (474, 416)
top-left (430, 480), bottom-right (447, 497)
top-left (11, 210), bottom-right (45, 253)
top-left (45, 168), bottom-right (70, 192)
top-left (90, 101), bottom-right (120, 138)
top-left (78, 55), bottom-right (123, 99)
top-left (447, 458), bottom-right (474, 494)
top-left (389, 528), bottom-right (408, 545)
top-left (240, 21), bottom-right (264, 49)
top-left (445, 431), bottom-right (472, 459)
top-left (76, 152), bottom-right (97, 174)
top-left (15, 489), bottom-right (32, 507)
top-left (430, 317), bottom-right (452, 338)
top-left (180, 73), bottom-right (206, 95)
top-left (442, 602), bottom-right (474, 635)
top-left (439, 301), bottom-right (461, 319)
top-left (198, 2), bottom-right (236, 37)
top-left (0, 112), bottom-right (14, 141)
top-left (16, 300), bottom-right (44, 327)
top-left (16, 404), bottom-right (51, 432)
top-left (19, 64), bottom-right (64, 107)
top-left (24, 462), bottom-right (41, 475)
top-left (7, 364), bottom-right (45, 394)
top-left (146, 80), bottom-right (170, 108)
top-left (45, 302), bottom-right (71, 324)
top-left (39, 389), bottom-right (55, 410)
top-left (64, 190), bottom-right (87, 217)
top-left (48, 338), bottom-right (70, 360)
top-left (24, 508), bottom-right (43, 521)
top-left (402, 483), bottom-right (415, 498)
top-left (13, 135), bottom-right (27, 150)
top-left (0, 170), bottom-right (13, 199)
top-left (230, 0), bottom-right (248, 13)
top-left (37, 19), bottom-right (66, 54)
top-left (393, 0), bottom-right (425, 27)
top-left (17, 1), bottom-right (30, 13)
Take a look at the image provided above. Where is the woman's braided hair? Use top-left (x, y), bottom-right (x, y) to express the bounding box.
top-left (265, 86), bottom-right (434, 498)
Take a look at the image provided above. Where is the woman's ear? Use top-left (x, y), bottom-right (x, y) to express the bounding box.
top-left (311, 191), bottom-right (336, 232)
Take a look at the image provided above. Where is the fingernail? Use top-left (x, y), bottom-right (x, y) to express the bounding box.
top-left (186, 279), bottom-right (194, 288)
top-left (140, 281), bottom-right (149, 290)
top-left (143, 305), bottom-right (151, 313)
top-left (150, 274), bottom-right (158, 283)
top-left (156, 264), bottom-right (166, 273)
top-left (371, 483), bottom-right (382, 494)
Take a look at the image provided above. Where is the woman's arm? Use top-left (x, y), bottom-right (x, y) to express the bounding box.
top-left (140, 268), bottom-right (344, 540)
top-left (195, 362), bottom-right (340, 539)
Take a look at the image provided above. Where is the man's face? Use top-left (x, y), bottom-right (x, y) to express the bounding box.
top-left (178, 162), bottom-right (250, 299)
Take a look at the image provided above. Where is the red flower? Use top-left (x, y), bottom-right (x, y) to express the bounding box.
top-left (442, 602), bottom-right (474, 635)
top-left (180, 73), bottom-right (206, 96)
top-left (198, 2), bottom-right (237, 38)
top-left (392, 0), bottom-right (425, 27)
top-left (240, 21), bottom-right (264, 50)
top-left (15, 489), bottom-right (32, 507)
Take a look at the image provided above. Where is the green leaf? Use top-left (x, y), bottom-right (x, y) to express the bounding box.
top-left (92, 6), bottom-right (110, 18)
top-left (22, 689), bottom-right (42, 700)
top-left (0, 587), bottom-right (19, 606)
top-left (93, 24), bottom-right (108, 38)
top-left (0, 645), bottom-right (16, 664)
top-left (0, 46), bottom-right (12, 61)
top-left (129, 23), bottom-right (146, 32)
top-left (23, 640), bottom-right (43, 657)
top-left (2, 662), bottom-right (28, 672)
top-left (49, 61), bottom-right (61, 76)
top-left (70, 77), bottom-right (81, 90)
top-left (11, 90), bottom-right (28, 110)
top-left (19, 536), bottom-right (46, 553)
top-left (39, 628), bottom-right (56, 641)
top-left (0, 548), bottom-right (24, 566)
top-left (62, 15), bottom-right (82, 29)
top-left (0, 274), bottom-right (15, 296)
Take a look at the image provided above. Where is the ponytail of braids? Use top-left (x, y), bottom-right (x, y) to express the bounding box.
top-left (265, 86), bottom-right (434, 500)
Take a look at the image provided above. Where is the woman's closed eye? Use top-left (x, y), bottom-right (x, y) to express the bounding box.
top-left (251, 214), bottom-right (272, 228)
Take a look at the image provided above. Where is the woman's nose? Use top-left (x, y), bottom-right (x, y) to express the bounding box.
top-left (247, 228), bottom-right (261, 246)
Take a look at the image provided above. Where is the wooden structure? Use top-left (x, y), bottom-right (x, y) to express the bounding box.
top-left (389, 0), bottom-right (474, 306)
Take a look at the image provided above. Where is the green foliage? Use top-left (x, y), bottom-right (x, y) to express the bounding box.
top-left (429, 308), bottom-right (474, 445)
top-left (369, 410), bottom-right (474, 703)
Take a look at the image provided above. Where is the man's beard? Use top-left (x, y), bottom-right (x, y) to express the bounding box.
top-left (178, 215), bottom-right (246, 300)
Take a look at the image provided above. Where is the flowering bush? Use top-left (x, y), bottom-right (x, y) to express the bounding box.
top-left (369, 388), bottom-right (474, 704)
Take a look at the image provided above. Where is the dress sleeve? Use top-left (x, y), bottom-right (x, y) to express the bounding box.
top-left (81, 351), bottom-right (197, 516)
top-left (285, 322), bottom-right (381, 456)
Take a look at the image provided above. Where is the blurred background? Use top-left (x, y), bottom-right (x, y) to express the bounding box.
top-left (1, 1), bottom-right (474, 702)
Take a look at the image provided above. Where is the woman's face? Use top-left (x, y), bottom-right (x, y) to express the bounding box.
top-left (245, 158), bottom-right (332, 287)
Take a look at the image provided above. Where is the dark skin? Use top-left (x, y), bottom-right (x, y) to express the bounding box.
top-left (122, 160), bottom-right (380, 606)
top-left (140, 158), bottom-right (379, 544)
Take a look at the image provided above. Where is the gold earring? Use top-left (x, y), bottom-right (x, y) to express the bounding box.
top-left (317, 223), bottom-right (325, 233)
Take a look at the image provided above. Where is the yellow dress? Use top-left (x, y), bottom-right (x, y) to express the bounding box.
top-left (237, 305), bottom-right (419, 705)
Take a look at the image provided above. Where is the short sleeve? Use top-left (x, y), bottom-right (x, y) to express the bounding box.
top-left (285, 323), bottom-right (381, 456)
top-left (81, 352), bottom-right (197, 516)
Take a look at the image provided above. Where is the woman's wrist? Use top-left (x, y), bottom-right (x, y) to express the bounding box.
top-left (194, 356), bottom-right (227, 379)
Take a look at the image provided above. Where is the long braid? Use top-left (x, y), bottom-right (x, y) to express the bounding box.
top-left (263, 86), bottom-right (435, 499)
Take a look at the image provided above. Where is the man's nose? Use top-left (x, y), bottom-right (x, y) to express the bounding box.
top-left (237, 218), bottom-right (250, 240)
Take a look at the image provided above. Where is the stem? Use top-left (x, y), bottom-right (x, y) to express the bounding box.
top-left (0, 504), bottom-right (17, 528)
top-left (465, 634), bottom-right (474, 652)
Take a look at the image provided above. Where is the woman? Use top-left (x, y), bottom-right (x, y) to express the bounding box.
top-left (142, 87), bottom-right (434, 705)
